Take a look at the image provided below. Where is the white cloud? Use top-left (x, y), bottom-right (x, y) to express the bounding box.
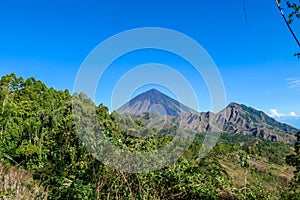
top-left (286, 78), bottom-right (300, 89)
top-left (290, 112), bottom-right (297, 117)
top-left (269, 109), bottom-right (300, 119)
top-left (269, 109), bottom-right (284, 118)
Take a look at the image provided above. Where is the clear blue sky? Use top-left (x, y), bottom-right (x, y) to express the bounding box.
top-left (0, 0), bottom-right (299, 127)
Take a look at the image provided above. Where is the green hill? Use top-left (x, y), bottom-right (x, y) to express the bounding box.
top-left (0, 74), bottom-right (298, 199)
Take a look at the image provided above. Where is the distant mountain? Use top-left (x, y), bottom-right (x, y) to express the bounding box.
top-left (217, 103), bottom-right (298, 136)
top-left (117, 89), bottom-right (298, 143)
top-left (117, 88), bottom-right (197, 116)
top-left (179, 103), bottom-right (298, 143)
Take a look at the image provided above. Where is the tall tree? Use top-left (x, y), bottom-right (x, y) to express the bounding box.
top-left (284, 131), bottom-right (300, 199)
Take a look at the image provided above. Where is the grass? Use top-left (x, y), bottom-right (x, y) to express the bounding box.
top-left (219, 153), bottom-right (294, 199)
top-left (0, 163), bottom-right (47, 200)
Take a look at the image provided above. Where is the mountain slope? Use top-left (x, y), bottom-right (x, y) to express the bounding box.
top-left (117, 89), bottom-right (298, 142)
top-left (117, 88), bottom-right (196, 116)
top-left (177, 103), bottom-right (297, 142)
top-left (217, 103), bottom-right (298, 134)
top-left (215, 103), bottom-right (297, 142)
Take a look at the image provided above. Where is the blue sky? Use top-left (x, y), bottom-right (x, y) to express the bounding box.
top-left (0, 0), bottom-right (299, 127)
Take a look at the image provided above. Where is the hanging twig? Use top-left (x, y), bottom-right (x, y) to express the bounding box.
top-left (3, 153), bottom-right (22, 166)
top-left (243, 0), bottom-right (250, 28)
top-left (276, 0), bottom-right (300, 47)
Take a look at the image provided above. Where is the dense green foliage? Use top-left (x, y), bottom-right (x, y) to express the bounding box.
top-left (0, 74), bottom-right (296, 199)
top-left (283, 131), bottom-right (300, 199)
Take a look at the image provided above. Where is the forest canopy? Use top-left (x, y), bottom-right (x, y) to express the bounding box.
top-left (0, 74), bottom-right (298, 199)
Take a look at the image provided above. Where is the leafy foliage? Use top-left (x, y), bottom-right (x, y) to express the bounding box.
top-left (284, 131), bottom-right (300, 199)
top-left (0, 74), bottom-right (296, 199)
top-left (277, 0), bottom-right (300, 23)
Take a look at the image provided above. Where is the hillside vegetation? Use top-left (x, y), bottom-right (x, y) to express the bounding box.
top-left (0, 74), bottom-right (298, 199)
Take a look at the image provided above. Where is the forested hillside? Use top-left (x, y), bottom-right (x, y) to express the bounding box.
top-left (0, 74), bottom-right (299, 199)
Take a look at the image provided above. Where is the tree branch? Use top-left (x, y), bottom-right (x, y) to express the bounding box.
top-left (276, 0), bottom-right (300, 47)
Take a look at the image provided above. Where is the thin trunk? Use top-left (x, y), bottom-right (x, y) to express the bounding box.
top-left (244, 168), bottom-right (248, 199)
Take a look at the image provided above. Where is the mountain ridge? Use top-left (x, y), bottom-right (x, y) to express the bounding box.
top-left (116, 89), bottom-right (298, 143)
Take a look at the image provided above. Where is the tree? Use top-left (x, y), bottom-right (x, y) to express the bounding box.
top-left (284, 131), bottom-right (300, 199)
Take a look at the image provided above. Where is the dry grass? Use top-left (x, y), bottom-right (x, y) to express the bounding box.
top-left (219, 153), bottom-right (294, 199)
top-left (0, 163), bottom-right (47, 200)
